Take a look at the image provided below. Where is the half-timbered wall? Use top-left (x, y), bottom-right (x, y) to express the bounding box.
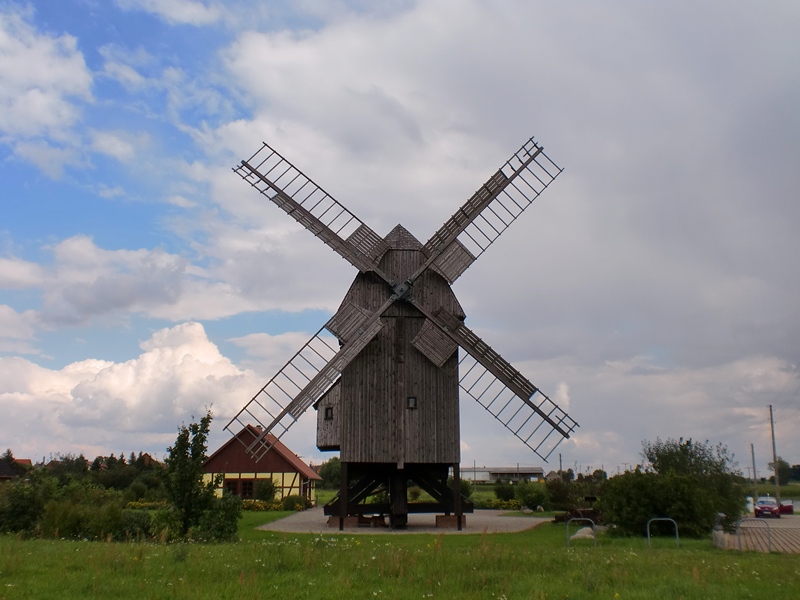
top-left (204, 427), bottom-right (320, 501)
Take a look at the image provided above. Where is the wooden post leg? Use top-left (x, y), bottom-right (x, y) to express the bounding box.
top-left (339, 461), bottom-right (348, 531)
top-left (454, 463), bottom-right (463, 531)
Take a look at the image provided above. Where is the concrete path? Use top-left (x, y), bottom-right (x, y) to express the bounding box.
top-left (257, 507), bottom-right (548, 535)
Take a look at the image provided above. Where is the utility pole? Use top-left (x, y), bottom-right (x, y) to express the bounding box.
top-left (750, 443), bottom-right (758, 500)
top-left (769, 404), bottom-right (781, 502)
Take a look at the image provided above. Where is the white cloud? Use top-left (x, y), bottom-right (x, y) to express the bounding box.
top-left (0, 6), bottom-right (92, 139)
top-left (0, 322), bottom-right (261, 459)
top-left (90, 130), bottom-right (137, 162)
top-left (0, 305), bottom-right (38, 354)
top-left (0, 256), bottom-right (44, 288)
top-left (114, 0), bottom-right (225, 26)
top-left (12, 139), bottom-right (84, 179)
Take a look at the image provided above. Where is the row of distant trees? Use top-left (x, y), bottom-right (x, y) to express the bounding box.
top-left (0, 410), bottom-right (241, 541)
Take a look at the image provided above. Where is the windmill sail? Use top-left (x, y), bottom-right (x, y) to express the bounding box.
top-left (419, 138), bottom-right (563, 283)
top-left (235, 142), bottom-right (390, 278)
top-left (225, 301), bottom-right (390, 461)
top-left (410, 303), bottom-right (577, 455)
top-left (458, 352), bottom-right (577, 460)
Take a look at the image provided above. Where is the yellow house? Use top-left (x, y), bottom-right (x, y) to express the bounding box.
top-left (203, 425), bottom-right (321, 503)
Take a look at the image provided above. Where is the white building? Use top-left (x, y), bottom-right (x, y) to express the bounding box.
top-left (461, 465), bottom-right (544, 483)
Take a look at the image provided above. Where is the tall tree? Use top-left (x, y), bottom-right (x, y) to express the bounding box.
top-left (768, 457), bottom-right (791, 485)
top-left (164, 410), bottom-right (219, 535)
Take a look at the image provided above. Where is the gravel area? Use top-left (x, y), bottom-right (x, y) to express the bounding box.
top-left (257, 507), bottom-right (549, 535)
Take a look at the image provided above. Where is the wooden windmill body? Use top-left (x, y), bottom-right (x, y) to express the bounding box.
top-left (226, 136), bottom-right (578, 529)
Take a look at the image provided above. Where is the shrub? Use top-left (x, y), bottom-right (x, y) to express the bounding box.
top-left (151, 508), bottom-right (182, 542)
top-left (191, 493), bottom-right (242, 542)
top-left (449, 477), bottom-right (473, 499)
top-left (599, 438), bottom-right (745, 537)
top-left (281, 495), bottom-right (310, 511)
top-left (515, 481), bottom-right (548, 510)
top-left (408, 486), bottom-right (422, 501)
top-left (254, 479), bottom-right (276, 502)
top-left (125, 500), bottom-right (169, 510)
top-left (472, 497), bottom-right (522, 510)
top-left (0, 481), bottom-right (46, 534)
top-left (494, 479), bottom-right (515, 501)
top-left (119, 509), bottom-right (152, 540)
top-left (242, 500), bottom-right (283, 511)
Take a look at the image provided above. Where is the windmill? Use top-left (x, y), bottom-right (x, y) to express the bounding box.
top-left (225, 135), bottom-right (578, 529)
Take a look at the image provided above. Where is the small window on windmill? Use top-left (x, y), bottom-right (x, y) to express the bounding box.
top-left (406, 396), bottom-right (418, 410)
top-left (324, 406), bottom-right (334, 421)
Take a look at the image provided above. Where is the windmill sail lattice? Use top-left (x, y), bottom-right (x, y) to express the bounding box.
top-left (226, 301), bottom-right (390, 461)
top-left (420, 138), bottom-right (562, 284)
top-left (235, 142), bottom-right (390, 278)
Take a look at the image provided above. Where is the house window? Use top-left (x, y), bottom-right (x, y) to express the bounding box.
top-left (241, 480), bottom-right (254, 499)
top-left (324, 406), bottom-right (334, 420)
top-left (406, 396), bottom-right (418, 410)
top-left (225, 480), bottom-right (238, 496)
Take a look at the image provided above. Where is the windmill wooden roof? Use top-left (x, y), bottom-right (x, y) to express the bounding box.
top-left (204, 425), bottom-right (321, 480)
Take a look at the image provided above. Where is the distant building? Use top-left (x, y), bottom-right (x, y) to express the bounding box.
top-left (461, 465), bottom-right (544, 483)
top-left (203, 425), bottom-right (321, 503)
top-left (544, 470), bottom-right (561, 482)
top-left (0, 461), bottom-right (16, 481)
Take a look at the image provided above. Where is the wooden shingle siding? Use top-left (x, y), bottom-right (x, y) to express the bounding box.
top-left (320, 226), bottom-right (464, 467)
top-left (316, 379), bottom-right (341, 450)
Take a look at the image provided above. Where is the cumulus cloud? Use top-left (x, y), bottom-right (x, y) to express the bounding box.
top-left (41, 236), bottom-right (187, 325)
top-left (0, 6), bottom-right (92, 137)
top-left (0, 322), bottom-right (261, 459)
top-left (0, 256), bottom-right (44, 288)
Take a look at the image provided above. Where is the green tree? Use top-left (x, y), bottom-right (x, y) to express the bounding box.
top-left (2, 449), bottom-right (27, 477)
top-left (600, 438), bottom-right (744, 537)
top-left (318, 456), bottom-right (341, 490)
top-left (767, 456), bottom-right (791, 485)
top-left (164, 410), bottom-right (219, 536)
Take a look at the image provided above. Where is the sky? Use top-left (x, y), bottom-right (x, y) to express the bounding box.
top-left (1, 0), bottom-right (799, 478)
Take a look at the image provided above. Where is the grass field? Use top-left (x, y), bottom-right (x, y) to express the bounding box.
top-left (2, 510), bottom-right (799, 599)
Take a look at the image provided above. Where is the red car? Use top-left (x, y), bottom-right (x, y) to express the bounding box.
top-left (780, 500), bottom-right (794, 515)
top-left (754, 497), bottom-right (781, 518)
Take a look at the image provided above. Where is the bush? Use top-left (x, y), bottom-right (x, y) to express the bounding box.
top-left (281, 495), bottom-right (310, 511)
top-left (408, 485), bottom-right (422, 501)
top-left (494, 479), bottom-right (515, 501)
top-left (191, 493), bottom-right (242, 542)
top-left (242, 500), bottom-right (283, 511)
top-left (0, 481), bottom-right (46, 534)
top-left (515, 481), bottom-right (548, 510)
top-left (254, 479), bottom-right (276, 502)
top-left (448, 477), bottom-right (473, 499)
top-left (151, 508), bottom-right (182, 542)
top-left (119, 509), bottom-right (152, 540)
top-left (472, 497), bottom-right (522, 510)
top-left (598, 438), bottom-right (745, 537)
top-left (40, 498), bottom-right (125, 540)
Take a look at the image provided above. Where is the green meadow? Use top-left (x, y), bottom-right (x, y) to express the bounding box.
top-left (1, 511), bottom-right (797, 600)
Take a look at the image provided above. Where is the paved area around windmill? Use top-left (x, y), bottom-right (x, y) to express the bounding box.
top-left (259, 508), bottom-right (800, 552)
top-left (257, 507), bottom-right (548, 535)
top-left (726, 514), bottom-right (800, 553)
